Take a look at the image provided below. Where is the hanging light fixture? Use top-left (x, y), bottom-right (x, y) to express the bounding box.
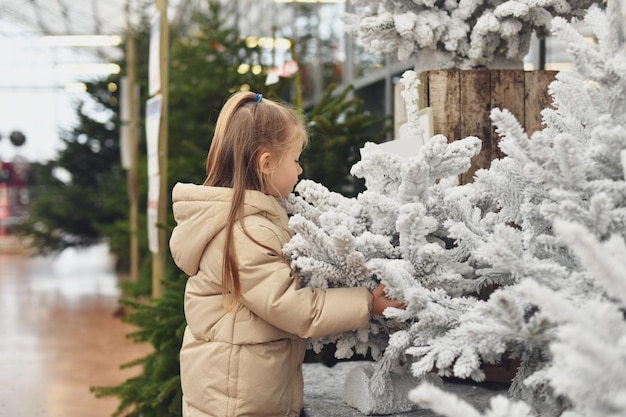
top-left (55, 63), bottom-right (121, 75)
top-left (40, 35), bottom-right (122, 47)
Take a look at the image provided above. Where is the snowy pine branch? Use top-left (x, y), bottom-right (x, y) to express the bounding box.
top-left (409, 383), bottom-right (536, 417)
top-left (342, 0), bottom-right (596, 68)
top-left (288, 10), bottom-right (626, 412)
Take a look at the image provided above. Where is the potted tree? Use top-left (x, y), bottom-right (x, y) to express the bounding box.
top-left (342, 0), bottom-right (596, 182)
top-left (284, 1), bottom-right (626, 416)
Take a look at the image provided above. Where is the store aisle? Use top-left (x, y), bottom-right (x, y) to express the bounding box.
top-left (0, 243), bottom-right (152, 417)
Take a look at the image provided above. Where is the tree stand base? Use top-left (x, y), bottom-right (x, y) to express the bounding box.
top-left (342, 363), bottom-right (442, 415)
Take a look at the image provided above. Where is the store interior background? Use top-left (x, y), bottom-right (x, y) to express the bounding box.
top-left (0, 0), bottom-right (578, 165)
top-left (0, 2), bottom-right (589, 416)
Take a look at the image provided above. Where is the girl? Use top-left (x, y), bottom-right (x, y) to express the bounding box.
top-left (170, 91), bottom-right (403, 417)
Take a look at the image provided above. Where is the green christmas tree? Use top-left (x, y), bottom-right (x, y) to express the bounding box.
top-left (90, 2), bottom-right (277, 413)
top-left (17, 82), bottom-right (129, 257)
top-left (302, 84), bottom-right (391, 197)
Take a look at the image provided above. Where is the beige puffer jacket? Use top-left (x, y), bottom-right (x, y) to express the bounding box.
top-left (170, 183), bottom-right (372, 417)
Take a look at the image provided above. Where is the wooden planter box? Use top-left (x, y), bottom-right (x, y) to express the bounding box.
top-left (411, 69), bottom-right (558, 383)
top-left (417, 69), bottom-right (557, 184)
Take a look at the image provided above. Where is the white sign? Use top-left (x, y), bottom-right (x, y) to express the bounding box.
top-left (148, 11), bottom-right (161, 96)
top-left (145, 94), bottom-right (162, 176)
top-left (147, 175), bottom-right (160, 253)
top-left (364, 136), bottom-right (424, 159)
top-left (146, 94), bottom-right (162, 254)
top-left (119, 77), bottom-right (131, 169)
top-left (361, 108), bottom-right (434, 160)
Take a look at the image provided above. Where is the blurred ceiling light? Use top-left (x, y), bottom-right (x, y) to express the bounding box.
top-left (41, 35), bottom-right (122, 47)
top-left (64, 82), bottom-right (88, 93)
top-left (273, 38), bottom-right (292, 49)
top-left (55, 63), bottom-right (121, 75)
top-left (238, 64), bottom-right (268, 75)
top-left (245, 36), bottom-right (291, 50)
top-left (237, 64), bottom-right (250, 74)
top-left (257, 37), bottom-right (275, 48)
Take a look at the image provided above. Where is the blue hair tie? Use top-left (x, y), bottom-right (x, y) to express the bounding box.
top-left (253, 93), bottom-right (263, 103)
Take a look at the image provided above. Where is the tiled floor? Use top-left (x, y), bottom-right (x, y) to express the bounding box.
top-left (0, 243), bottom-right (152, 417)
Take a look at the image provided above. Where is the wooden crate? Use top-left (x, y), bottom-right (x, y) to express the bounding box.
top-left (417, 70), bottom-right (557, 184)
top-left (411, 69), bottom-right (558, 384)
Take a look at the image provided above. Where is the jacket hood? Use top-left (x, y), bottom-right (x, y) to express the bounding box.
top-left (169, 183), bottom-right (288, 276)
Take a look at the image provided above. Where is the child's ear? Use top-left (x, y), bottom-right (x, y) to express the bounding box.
top-left (258, 151), bottom-right (272, 174)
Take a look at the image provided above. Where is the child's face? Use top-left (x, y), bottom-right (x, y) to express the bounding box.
top-left (266, 138), bottom-right (304, 197)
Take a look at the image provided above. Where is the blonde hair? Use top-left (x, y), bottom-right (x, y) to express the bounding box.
top-left (204, 91), bottom-right (307, 310)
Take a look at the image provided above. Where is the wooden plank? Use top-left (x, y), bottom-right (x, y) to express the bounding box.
top-left (460, 69), bottom-right (492, 184)
top-left (491, 70), bottom-right (525, 160)
top-left (426, 70), bottom-right (461, 142)
top-left (524, 70), bottom-right (557, 135)
top-left (422, 69), bottom-right (554, 184)
top-left (417, 71), bottom-right (429, 110)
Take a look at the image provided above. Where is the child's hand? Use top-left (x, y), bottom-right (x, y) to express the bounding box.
top-left (370, 284), bottom-right (405, 316)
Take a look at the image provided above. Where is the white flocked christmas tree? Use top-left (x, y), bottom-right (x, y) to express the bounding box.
top-left (342, 0), bottom-right (595, 69)
top-left (283, 0), bottom-right (626, 415)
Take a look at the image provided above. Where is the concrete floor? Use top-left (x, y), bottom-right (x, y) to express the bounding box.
top-left (0, 243), bottom-right (152, 417)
